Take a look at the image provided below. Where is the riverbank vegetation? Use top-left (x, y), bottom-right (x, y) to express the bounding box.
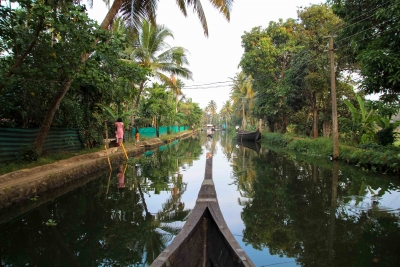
top-left (261, 132), bottom-right (400, 174)
top-left (206, 1), bottom-right (400, 175)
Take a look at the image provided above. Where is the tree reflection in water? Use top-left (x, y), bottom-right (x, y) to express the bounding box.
top-left (0, 138), bottom-right (202, 266)
top-left (232, 141), bottom-right (400, 267)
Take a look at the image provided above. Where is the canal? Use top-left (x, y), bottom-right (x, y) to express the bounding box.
top-left (1, 131), bottom-right (400, 266)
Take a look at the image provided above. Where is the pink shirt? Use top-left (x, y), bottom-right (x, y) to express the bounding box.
top-left (115, 121), bottom-right (124, 139)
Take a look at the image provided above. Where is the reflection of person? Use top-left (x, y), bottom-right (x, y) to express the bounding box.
top-left (115, 118), bottom-right (124, 146)
top-left (206, 128), bottom-right (213, 138)
top-left (117, 165), bottom-right (125, 189)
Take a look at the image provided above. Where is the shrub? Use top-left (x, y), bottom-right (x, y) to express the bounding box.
top-left (19, 145), bottom-right (39, 162)
top-left (261, 132), bottom-right (291, 147)
top-left (286, 137), bottom-right (333, 158)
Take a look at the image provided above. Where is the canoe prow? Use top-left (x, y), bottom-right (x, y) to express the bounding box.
top-left (151, 153), bottom-right (255, 267)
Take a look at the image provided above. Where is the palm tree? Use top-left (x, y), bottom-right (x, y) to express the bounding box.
top-left (108, 0), bottom-right (233, 37)
top-left (230, 72), bottom-right (256, 129)
top-left (205, 100), bottom-right (217, 124)
top-left (220, 100), bottom-right (232, 129)
top-left (169, 75), bottom-right (185, 113)
top-left (132, 20), bottom-right (192, 108)
top-left (33, 0), bottom-right (234, 154)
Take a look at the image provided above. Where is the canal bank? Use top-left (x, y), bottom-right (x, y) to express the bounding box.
top-left (0, 132), bottom-right (193, 209)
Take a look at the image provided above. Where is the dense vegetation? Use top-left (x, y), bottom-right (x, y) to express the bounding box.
top-left (1, 0), bottom-right (399, 169)
top-left (0, 0), bottom-right (220, 157)
top-left (207, 2), bottom-right (400, 172)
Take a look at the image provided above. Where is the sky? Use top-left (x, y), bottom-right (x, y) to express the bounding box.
top-left (87, 0), bottom-right (322, 112)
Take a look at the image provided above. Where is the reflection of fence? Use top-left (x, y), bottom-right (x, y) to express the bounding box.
top-left (0, 127), bottom-right (81, 163)
top-left (131, 126), bottom-right (189, 139)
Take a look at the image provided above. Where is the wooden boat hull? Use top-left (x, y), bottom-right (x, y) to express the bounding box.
top-left (151, 154), bottom-right (255, 267)
top-left (236, 129), bottom-right (261, 142)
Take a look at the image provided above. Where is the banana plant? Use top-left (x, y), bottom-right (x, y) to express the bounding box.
top-left (96, 103), bottom-right (137, 127)
top-left (343, 95), bottom-right (378, 144)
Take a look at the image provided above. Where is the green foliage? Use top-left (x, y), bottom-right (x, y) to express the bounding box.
top-left (340, 145), bottom-right (400, 173)
top-left (341, 95), bottom-right (400, 146)
top-left (377, 126), bottom-right (397, 146)
top-left (262, 131), bottom-right (400, 173)
top-left (286, 137), bottom-right (333, 158)
top-left (261, 132), bottom-right (292, 147)
top-left (332, 0), bottom-right (400, 102)
top-left (45, 219), bottom-right (57, 227)
top-left (29, 195), bottom-right (40, 201)
top-left (341, 95), bottom-right (377, 144)
top-left (18, 144), bottom-right (39, 162)
top-left (239, 19), bottom-right (299, 132)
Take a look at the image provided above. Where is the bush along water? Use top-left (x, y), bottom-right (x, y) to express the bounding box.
top-left (261, 132), bottom-right (400, 174)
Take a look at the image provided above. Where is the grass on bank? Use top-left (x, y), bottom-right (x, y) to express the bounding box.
top-left (260, 131), bottom-right (400, 174)
top-left (0, 131), bottom-right (191, 176)
top-left (0, 146), bottom-right (106, 176)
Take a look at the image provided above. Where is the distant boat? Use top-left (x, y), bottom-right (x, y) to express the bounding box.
top-left (150, 153), bottom-right (255, 267)
top-left (236, 128), bottom-right (261, 142)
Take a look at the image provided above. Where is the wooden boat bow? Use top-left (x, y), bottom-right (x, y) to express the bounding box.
top-left (151, 152), bottom-right (255, 267)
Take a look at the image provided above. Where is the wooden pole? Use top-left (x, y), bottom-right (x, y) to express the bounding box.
top-left (105, 171), bottom-right (112, 195)
top-left (329, 35), bottom-right (339, 160)
top-left (120, 142), bottom-right (129, 160)
top-left (104, 121), bottom-right (112, 170)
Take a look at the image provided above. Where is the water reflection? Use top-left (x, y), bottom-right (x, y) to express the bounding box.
top-left (229, 133), bottom-right (400, 267)
top-left (1, 132), bottom-right (400, 267)
top-left (0, 138), bottom-right (202, 266)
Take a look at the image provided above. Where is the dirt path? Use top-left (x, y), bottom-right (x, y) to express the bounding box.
top-left (0, 134), bottom-right (191, 209)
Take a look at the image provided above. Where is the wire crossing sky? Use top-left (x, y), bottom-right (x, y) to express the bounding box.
top-left (88, 0), bottom-right (324, 111)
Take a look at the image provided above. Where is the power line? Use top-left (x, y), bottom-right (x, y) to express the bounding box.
top-left (332, 0), bottom-right (395, 33)
top-left (335, 14), bottom-right (400, 45)
top-left (335, 21), bottom-right (400, 50)
top-left (181, 84), bottom-right (235, 90)
top-left (180, 80), bottom-right (232, 88)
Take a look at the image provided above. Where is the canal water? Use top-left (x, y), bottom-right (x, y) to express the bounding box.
top-left (1, 131), bottom-right (400, 266)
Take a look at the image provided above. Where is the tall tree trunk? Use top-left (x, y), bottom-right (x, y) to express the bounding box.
top-left (35, 77), bottom-right (72, 154)
top-left (323, 120), bottom-right (331, 138)
top-left (100, 0), bottom-right (123, 30)
top-left (312, 92), bottom-right (318, 139)
top-left (135, 81), bottom-right (145, 108)
top-left (33, 0), bottom-right (124, 154)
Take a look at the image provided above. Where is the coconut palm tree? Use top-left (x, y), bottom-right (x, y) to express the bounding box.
top-left (230, 72), bottom-right (256, 129)
top-left (168, 75), bottom-right (185, 113)
top-left (106, 0), bottom-right (233, 36)
top-left (205, 100), bottom-right (217, 124)
top-left (220, 100), bottom-right (232, 129)
top-left (131, 20), bottom-right (192, 108)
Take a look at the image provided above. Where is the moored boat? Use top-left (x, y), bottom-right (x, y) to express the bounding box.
top-left (150, 153), bottom-right (255, 267)
top-left (236, 128), bottom-right (261, 142)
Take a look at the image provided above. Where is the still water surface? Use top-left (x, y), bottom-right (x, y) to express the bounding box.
top-left (1, 131), bottom-right (400, 266)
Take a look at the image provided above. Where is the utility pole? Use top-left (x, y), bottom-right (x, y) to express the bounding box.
top-left (325, 35), bottom-right (339, 160)
top-left (241, 97), bottom-right (246, 130)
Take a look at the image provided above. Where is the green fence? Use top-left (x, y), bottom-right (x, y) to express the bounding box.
top-left (0, 125), bottom-right (189, 163)
top-left (131, 126), bottom-right (189, 139)
top-left (0, 127), bottom-right (82, 163)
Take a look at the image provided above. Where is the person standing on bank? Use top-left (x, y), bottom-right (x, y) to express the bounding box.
top-left (135, 128), bottom-right (140, 144)
top-left (115, 118), bottom-right (124, 146)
